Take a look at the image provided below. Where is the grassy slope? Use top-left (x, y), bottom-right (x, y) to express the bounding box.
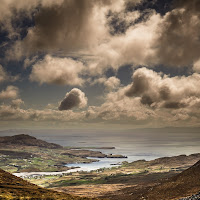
top-left (101, 159), bottom-right (200, 200)
top-left (0, 168), bottom-right (97, 200)
top-left (141, 159), bottom-right (200, 200)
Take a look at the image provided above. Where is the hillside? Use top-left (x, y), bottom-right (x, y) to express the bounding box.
top-left (0, 134), bottom-right (62, 149)
top-left (102, 159), bottom-right (200, 200)
top-left (143, 159), bottom-right (200, 200)
top-left (0, 168), bottom-right (96, 200)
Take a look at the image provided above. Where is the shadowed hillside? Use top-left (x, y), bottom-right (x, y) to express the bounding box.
top-left (143, 159), bottom-right (200, 200)
top-left (0, 168), bottom-right (97, 200)
top-left (102, 159), bottom-right (200, 200)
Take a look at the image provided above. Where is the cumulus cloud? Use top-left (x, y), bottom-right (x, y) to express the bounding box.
top-left (88, 12), bottom-right (161, 74)
top-left (91, 76), bottom-right (121, 90)
top-left (154, 0), bottom-right (200, 66)
top-left (85, 68), bottom-right (200, 127)
top-left (5, 0), bottom-right (127, 60)
top-left (59, 88), bottom-right (88, 111)
top-left (86, 0), bottom-right (200, 72)
top-left (11, 99), bottom-right (24, 108)
top-left (193, 59), bottom-right (200, 73)
top-left (24, 56), bottom-right (38, 69)
top-left (87, 93), bottom-right (156, 122)
top-left (0, 70), bottom-right (200, 127)
top-left (104, 77), bottom-right (121, 90)
top-left (30, 55), bottom-right (84, 85)
top-left (2, 0), bottom-right (200, 128)
top-left (0, 0), bottom-right (65, 40)
top-left (24, 0), bottom-right (106, 53)
top-left (3, 0), bottom-right (158, 68)
top-left (125, 67), bottom-right (200, 109)
top-left (0, 86), bottom-right (19, 99)
top-left (0, 104), bottom-right (85, 122)
top-left (4, 0), bottom-right (200, 70)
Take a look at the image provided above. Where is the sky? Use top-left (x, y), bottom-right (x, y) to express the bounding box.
top-left (0, 0), bottom-right (200, 130)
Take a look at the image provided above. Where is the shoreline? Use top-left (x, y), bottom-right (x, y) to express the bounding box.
top-left (13, 153), bottom-right (200, 178)
top-left (13, 156), bottom-right (126, 178)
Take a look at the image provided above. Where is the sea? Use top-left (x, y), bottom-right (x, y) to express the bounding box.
top-left (2, 127), bottom-right (200, 175)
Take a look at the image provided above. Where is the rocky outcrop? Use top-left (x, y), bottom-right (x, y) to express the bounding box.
top-left (179, 192), bottom-right (200, 200)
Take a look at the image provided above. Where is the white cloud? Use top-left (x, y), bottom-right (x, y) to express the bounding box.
top-left (0, 104), bottom-right (85, 122)
top-left (0, 0), bottom-right (64, 39)
top-left (2, 0), bottom-right (200, 129)
top-left (104, 77), bottom-right (121, 90)
top-left (30, 55), bottom-right (84, 86)
top-left (125, 67), bottom-right (200, 110)
top-left (87, 12), bottom-right (161, 74)
top-left (5, 0), bottom-right (127, 60)
top-left (4, 0), bottom-right (200, 71)
top-left (154, 1), bottom-right (200, 67)
top-left (91, 76), bottom-right (120, 90)
top-left (11, 99), bottom-right (24, 108)
top-left (24, 56), bottom-right (38, 68)
top-left (1, 68), bottom-right (200, 128)
top-left (85, 1), bottom-right (200, 73)
top-left (0, 86), bottom-right (19, 99)
top-left (193, 59), bottom-right (200, 73)
top-left (85, 67), bottom-right (200, 127)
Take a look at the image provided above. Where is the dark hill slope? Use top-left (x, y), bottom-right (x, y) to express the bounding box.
top-left (142, 159), bottom-right (200, 200)
top-left (102, 159), bottom-right (200, 200)
top-left (0, 134), bottom-right (62, 149)
top-left (0, 168), bottom-right (95, 200)
top-left (125, 159), bottom-right (200, 200)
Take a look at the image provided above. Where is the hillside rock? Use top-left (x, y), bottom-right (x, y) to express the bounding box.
top-left (179, 192), bottom-right (200, 200)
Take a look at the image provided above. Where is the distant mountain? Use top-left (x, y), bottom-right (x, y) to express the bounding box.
top-left (0, 168), bottom-right (95, 199)
top-left (0, 134), bottom-right (62, 149)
